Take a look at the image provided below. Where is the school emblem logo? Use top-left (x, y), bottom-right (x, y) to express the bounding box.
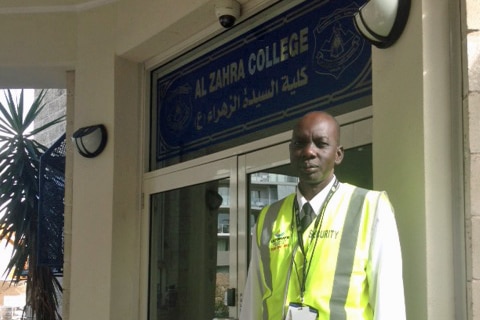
top-left (158, 82), bottom-right (193, 148)
top-left (312, 3), bottom-right (364, 79)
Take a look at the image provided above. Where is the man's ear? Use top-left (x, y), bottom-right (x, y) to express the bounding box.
top-left (335, 146), bottom-right (344, 165)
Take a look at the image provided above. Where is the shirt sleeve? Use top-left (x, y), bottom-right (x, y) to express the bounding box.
top-left (368, 192), bottom-right (406, 320)
top-left (239, 226), bottom-right (264, 320)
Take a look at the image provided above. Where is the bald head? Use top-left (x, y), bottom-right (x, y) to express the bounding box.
top-left (292, 111), bottom-right (341, 144)
top-left (289, 111), bottom-right (344, 199)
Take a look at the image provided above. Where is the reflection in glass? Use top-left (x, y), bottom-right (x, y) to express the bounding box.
top-left (247, 166), bottom-right (298, 262)
top-left (149, 179), bottom-right (230, 319)
top-left (244, 145), bottom-right (372, 265)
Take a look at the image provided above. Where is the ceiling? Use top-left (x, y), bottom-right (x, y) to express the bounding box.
top-left (0, 0), bottom-right (116, 14)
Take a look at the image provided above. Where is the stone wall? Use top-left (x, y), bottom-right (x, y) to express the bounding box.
top-left (465, 0), bottom-right (480, 319)
top-left (34, 89), bottom-right (66, 148)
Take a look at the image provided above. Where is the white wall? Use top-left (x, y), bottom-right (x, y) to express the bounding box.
top-left (69, 4), bottom-right (116, 320)
top-left (373, 0), bottom-right (464, 319)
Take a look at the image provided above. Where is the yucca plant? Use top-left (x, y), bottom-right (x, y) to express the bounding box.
top-left (0, 89), bottom-right (65, 320)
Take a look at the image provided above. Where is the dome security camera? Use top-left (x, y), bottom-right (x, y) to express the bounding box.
top-left (215, 0), bottom-right (241, 29)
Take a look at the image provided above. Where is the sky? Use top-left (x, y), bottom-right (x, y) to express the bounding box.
top-left (0, 89), bottom-right (35, 141)
top-left (0, 89), bottom-right (35, 281)
top-left (0, 89), bottom-right (34, 116)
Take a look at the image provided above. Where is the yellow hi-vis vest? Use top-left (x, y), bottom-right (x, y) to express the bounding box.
top-left (255, 183), bottom-right (383, 320)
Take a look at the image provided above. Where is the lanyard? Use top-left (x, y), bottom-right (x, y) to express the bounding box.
top-left (293, 178), bottom-right (339, 301)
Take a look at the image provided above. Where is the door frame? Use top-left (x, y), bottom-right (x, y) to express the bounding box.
top-left (141, 157), bottom-right (237, 319)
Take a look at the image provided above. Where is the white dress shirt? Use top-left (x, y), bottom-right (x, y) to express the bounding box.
top-left (239, 178), bottom-right (406, 320)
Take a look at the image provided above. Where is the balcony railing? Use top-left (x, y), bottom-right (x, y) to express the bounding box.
top-left (250, 173), bottom-right (298, 184)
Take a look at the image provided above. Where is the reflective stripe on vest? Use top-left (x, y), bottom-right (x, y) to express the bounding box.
top-left (257, 196), bottom-right (294, 320)
top-left (330, 187), bottom-right (368, 319)
top-left (256, 184), bottom-right (375, 320)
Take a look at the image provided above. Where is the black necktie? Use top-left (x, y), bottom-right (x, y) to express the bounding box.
top-left (300, 202), bottom-right (315, 234)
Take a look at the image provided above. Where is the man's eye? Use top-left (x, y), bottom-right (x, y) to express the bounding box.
top-left (314, 141), bottom-right (328, 148)
top-left (290, 141), bottom-right (305, 148)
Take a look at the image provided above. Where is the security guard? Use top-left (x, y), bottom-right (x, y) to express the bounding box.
top-left (239, 111), bottom-right (405, 320)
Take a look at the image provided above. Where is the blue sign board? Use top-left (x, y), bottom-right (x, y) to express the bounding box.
top-left (155, 0), bottom-right (370, 161)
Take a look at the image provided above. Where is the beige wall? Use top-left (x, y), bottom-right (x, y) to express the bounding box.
top-left (69, 4), bottom-right (118, 320)
top-left (116, 0), bottom-right (216, 61)
top-left (110, 56), bottom-right (142, 320)
top-left (372, 1), bottom-right (428, 319)
top-left (0, 12), bottom-right (76, 88)
top-left (371, 0), bottom-right (470, 318)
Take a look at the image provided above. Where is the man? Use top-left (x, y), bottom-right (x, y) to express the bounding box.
top-left (239, 111), bottom-right (405, 320)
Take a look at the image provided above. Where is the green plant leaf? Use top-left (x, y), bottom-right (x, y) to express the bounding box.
top-left (0, 89), bottom-right (65, 320)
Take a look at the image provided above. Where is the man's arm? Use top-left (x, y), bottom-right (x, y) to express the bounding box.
top-left (368, 192), bottom-right (406, 319)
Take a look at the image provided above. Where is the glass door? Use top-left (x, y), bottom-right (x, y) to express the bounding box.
top-left (236, 117), bottom-right (373, 308)
top-left (237, 142), bottom-right (294, 308)
top-left (241, 144), bottom-right (373, 273)
top-left (143, 143), bottom-right (295, 320)
top-left (142, 116), bottom-right (373, 320)
top-left (143, 157), bottom-right (238, 320)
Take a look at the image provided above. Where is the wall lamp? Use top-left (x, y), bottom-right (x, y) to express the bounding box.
top-left (353, 0), bottom-right (410, 49)
top-left (72, 124), bottom-right (108, 158)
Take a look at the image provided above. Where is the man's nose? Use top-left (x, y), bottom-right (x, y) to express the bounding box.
top-left (301, 142), bottom-right (316, 157)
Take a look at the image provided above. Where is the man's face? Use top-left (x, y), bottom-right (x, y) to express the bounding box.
top-left (289, 113), bottom-right (344, 188)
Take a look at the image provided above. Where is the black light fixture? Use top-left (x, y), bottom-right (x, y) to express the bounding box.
top-left (72, 124), bottom-right (108, 158)
top-left (354, 0), bottom-right (411, 49)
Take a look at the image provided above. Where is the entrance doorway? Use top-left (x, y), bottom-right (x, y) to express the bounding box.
top-left (142, 114), bottom-right (372, 320)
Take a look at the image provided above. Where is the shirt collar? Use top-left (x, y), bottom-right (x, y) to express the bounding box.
top-left (296, 176), bottom-right (337, 216)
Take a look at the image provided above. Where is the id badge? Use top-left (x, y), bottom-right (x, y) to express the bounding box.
top-left (285, 303), bottom-right (318, 320)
